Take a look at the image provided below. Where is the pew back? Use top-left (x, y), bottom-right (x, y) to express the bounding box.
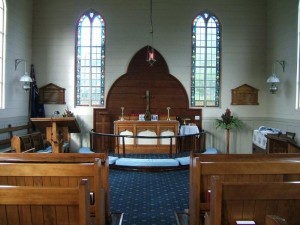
top-left (189, 153), bottom-right (300, 225)
top-left (0, 153), bottom-right (108, 225)
top-left (0, 123), bottom-right (31, 152)
top-left (11, 132), bottom-right (48, 153)
top-left (210, 176), bottom-right (300, 225)
top-left (0, 179), bottom-right (91, 225)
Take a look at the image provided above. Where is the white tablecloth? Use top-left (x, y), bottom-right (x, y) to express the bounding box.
top-left (252, 127), bottom-right (281, 150)
top-left (180, 125), bottom-right (199, 135)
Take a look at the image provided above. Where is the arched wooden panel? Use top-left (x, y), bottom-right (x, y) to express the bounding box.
top-left (93, 46), bottom-right (202, 134)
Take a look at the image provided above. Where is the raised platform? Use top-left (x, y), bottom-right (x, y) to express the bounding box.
top-left (79, 147), bottom-right (218, 170)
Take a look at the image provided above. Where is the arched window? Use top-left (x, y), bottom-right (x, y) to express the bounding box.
top-left (191, 10), bottom-right (221, 107)
top-left (75, 9), bottom-right (105, 106)
top-left (0, 0), bottom-right (5, 109)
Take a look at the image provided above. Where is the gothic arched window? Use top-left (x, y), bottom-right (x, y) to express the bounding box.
top-left (191, 10), bottom-right (221, 107)
top-left (75, 9), bottom-right (105, 106)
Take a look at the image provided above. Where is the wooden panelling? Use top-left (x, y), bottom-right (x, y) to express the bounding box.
top-left (93, 47), bottom-right (202, 152)
top-left (93, 46), bottom-right (202, 138)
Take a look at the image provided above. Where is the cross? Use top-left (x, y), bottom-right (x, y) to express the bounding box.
top-left (142, 90), bottom-right (154, 111)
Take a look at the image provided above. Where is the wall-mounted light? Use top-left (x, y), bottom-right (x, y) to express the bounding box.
top-left (15, 59), bottom-right (32, 92)
top-left (266, 60), bottom-right (285, 94)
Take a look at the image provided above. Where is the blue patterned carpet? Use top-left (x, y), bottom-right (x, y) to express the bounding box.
top-left (109, 169), bottom-right (189, 225)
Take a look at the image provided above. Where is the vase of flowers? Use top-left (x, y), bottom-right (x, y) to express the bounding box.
top-left (216, 108), bottom-right (242, 154)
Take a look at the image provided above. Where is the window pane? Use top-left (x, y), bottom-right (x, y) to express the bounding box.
top-left (76, 9), bottom-right (105, 106)
top-left (191, 10), bottom-right (221, 107)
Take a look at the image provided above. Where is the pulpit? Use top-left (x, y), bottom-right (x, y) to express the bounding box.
top-left (30, 117), bottom-right (81, 153)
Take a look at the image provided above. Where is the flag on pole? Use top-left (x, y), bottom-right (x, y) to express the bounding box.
top-left (30, 64), bottom-right (45, 118)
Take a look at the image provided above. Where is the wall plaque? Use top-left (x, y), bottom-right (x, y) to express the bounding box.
top-left (39, 83), bottom-right (66, 104)
top-left (231, 84), bottom-right (259, 105)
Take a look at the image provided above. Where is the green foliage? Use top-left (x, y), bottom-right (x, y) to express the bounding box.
top-left (215, 108), bottom-right (242, 130)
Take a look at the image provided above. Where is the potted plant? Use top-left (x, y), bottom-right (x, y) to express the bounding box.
top-left (216, 108), bottom-right (242, 154)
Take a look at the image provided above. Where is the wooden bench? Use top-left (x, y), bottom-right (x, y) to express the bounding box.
top-left (189, 153), bottom-right (300, 225)
top-left (0, 179), bottom-right (91, 225)
top-left (11, 131), bottom-right (71, 153)
top-left (10, 131), bottom-right (50, 153)
top-left (209, 176), bottom-right (300, 225)
top-left (0, 153), bottom-right (109, 225)
top-left (0, 122), bottom-right (31, 152)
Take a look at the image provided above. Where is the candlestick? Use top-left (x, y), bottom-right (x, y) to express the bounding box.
top-left (120, 107), bottom-right (125, 121)
top-left (166, 107), bottom-right (171, 121)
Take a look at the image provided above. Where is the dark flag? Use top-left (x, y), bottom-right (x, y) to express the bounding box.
top-left (30, 64), bottom-right (45, 118)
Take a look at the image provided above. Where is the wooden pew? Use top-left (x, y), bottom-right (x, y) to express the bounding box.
top-left (189, 153), bottom-right (300, 225)
top-left (0, 153), bottom-right (108, 225)
top-left (0, 179), bottom-right (91, 225)
top-left (209, 176), bottom-right (300, 225)
top-left (11, 132), bottom-right (54, 153)
top-left (0, 122), bottom-right (32, 152)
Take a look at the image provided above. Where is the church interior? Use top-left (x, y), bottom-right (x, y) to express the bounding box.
top-left (0, 0), bottom-right (300, 225)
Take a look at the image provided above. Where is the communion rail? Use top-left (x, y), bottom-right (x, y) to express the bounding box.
top-left (90, 129), bottom-right (206, 158)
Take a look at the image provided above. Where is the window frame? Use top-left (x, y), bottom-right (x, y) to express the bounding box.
top-left (0, 0), bottom-right (5, 109)
top-left (296, 2), bottom-right (300, 109)
top-left (75, 9), bottom-right (105, 107)
top-left (191, 9), bottom-right (221, 107)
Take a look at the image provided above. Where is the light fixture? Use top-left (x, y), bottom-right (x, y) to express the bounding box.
top-left (15, 59), bottom-right (32, 92)
top-left (146, 0), bottom-right (156, 66)
top-left (266, 60), bottom-right (285, 94)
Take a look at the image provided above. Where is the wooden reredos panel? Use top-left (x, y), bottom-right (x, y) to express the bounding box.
top-left (94, 46), bottom-right (202, 133)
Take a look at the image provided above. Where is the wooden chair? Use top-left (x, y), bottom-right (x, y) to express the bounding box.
top-left (30, 131), bottom-right (46, 150)
top-left (0, 179), bottom-right (91, 225)
top-left (285, 132), bottom-right (296, 140)
top-left (209, 176), bottom-right (300, 225)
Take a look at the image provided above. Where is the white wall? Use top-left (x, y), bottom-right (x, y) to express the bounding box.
top-left (266, 0), bottom-right (299, 120)
top-left (32, 0), bottom-right (268, 116)
top-left (0, 0), bottom-right (32, 127)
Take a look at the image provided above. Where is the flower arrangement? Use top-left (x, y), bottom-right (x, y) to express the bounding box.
top-left (215, 108), bottom-right (241, 130)
top-left (62, 106), bottom-right (74, 117)
top-left (216, 108), bottom-right (242, 154)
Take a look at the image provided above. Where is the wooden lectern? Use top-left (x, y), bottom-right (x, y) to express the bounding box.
top-left (30, 117), bottom-right (81, 153)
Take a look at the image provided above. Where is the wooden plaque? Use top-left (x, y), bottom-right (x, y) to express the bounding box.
top-left (39, 83), bottom-right (65, 104)
top-left (231, 84), bottom-right (259, 105)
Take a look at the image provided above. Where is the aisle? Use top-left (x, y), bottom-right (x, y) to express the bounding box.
top-left (109, 169), bottom-right (189, 225)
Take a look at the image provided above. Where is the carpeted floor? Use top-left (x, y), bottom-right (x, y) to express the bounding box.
top-left (109, 169), bottom-right (189, 225)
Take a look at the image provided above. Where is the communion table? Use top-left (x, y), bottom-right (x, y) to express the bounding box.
top-left (114, 120), bottom-right (179, 155)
